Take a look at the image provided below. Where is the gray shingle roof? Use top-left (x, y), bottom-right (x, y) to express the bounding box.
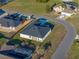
top-left (0, 17), bottom-right (19, 27)
top-left (0, 13), bottom-right (26, 27)
top-left (21, 20), bottom-right (52, 38)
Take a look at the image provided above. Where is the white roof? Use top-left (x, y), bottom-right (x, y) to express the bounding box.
top-left (62, 0), bottom-right (73, 2)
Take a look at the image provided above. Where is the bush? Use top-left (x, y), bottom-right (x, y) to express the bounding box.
top-left (36, 0), bottom-right (50, 3)
top-left (43, 41), bottom-right (51, 50)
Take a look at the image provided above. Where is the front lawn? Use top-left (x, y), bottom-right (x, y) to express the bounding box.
top-left (66, 14), bottom-right (79, 34)
top-left (68, 40), bottom-right (79, 59)
top-left (1, 0), bottom-right (61, 15)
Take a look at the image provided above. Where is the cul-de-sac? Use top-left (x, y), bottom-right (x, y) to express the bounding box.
top-left (0, 0), bottom-right (79, 59)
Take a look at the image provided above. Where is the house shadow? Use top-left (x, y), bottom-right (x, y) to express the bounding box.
top-left (0, 44), bottom-right (36, 59)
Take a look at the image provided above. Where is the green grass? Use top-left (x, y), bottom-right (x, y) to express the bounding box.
top-left (1, 0), bottom-right (61, 15)
top-left (75, 0), bottom-right (79, 4)
top-left (0, 38), bottom-right (8, 46)
top-left (68, 40), bottom-right (79, 59)
top-left (13, 23), bottom-right (66, 59)
top-left (66, 14), bottom-right (79, 34)
top-left (1, 0), bottom-right (79, 15)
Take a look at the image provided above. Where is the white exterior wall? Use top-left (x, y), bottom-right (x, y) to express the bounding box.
top-left (38, 38), bottom-right (43, 42)
top-left (20, 29), bottom-right (51, 42)
top-left (53, 6), bottom-right (64, 13)
top-left (59, 12), bottom-right (73, 19)
top-left (75, 34), bottom-right (79, 39)
top-left (20, 33), bottom-right (43, 42)
top-left (62, 0), bottom-right (73, 2)
top-left (0, 26), bottom-right (16, 30)
top-left (20, 34), bottom-right (32, 39)
top-left (9, 27), bottom-right (16, 30)
top-left (43, 29), bottom-right (51, 40)
top-left (0, 13), bottom-right (8, 18)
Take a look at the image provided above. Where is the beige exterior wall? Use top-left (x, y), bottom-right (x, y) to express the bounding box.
top-left (20, 34), bottom-right (32, 39)
top-left (53, 6), bottom-right (64, 13)
top-left (20, 33), bottom-right (43, 42)
top-left (0, 20), bottom-right (32, 32)
top-left (20, 29), bottom-right (51, 42)
top-left (0, 26), bottom-right (16, 30)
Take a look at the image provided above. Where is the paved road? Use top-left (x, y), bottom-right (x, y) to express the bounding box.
top-left (0, 9), bottom-right (76, 59)
top-left (51, 19), bottom-right (77, 59)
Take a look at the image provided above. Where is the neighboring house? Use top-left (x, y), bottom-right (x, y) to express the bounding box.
top-left (0, 0), bottom-right (12, 5)
top-left (0, 45), bottom-right (35, 59)
top-left (75, 34), bottom-right (79, 39)
top-left (0, 9), bottom-right (8, 18)
top-left (62, 0), bottom-right (73, 2)
top-left (0, 0), bottom-right (8, 4)
top-left (20, 18), bottom-right (54, 42)
top-left (0, 12), bottom-right (29, 31)
top-left (53, 5), bottom-right (64, 13)
top-left (59, 12), bottom-right (73, 19)
top-left (63, 2), bottom-right (78, 11)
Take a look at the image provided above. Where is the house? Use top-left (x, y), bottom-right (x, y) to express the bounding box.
top-left (75, 34), bottom-right (79, 39)
top-left (63, 2), bottom-right (78, 11)
top-left (0, 9), bottom-right (8, 18)
top-left (53, 5), bottom-right (64, 13)
top-left (0, 12), bottom-right (30, 31)
top-left (20, 18), bottom-right (54, 42)
top-left (62, 0), bottom-right (73, 2)
top-left (0, 0), bottom-right (13, 5)
top-left (0, 45), bottom-right (35, 59)
top-left (59, 12), bottom-right (73, 19)
top-left (0, 0), bottom-right (8, 4)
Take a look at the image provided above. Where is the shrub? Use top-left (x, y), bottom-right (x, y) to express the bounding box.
top-left (43, 41), bottom-right (51, 50)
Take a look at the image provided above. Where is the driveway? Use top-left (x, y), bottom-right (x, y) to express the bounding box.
top-left (51, 19), bottom-right (77, 59)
